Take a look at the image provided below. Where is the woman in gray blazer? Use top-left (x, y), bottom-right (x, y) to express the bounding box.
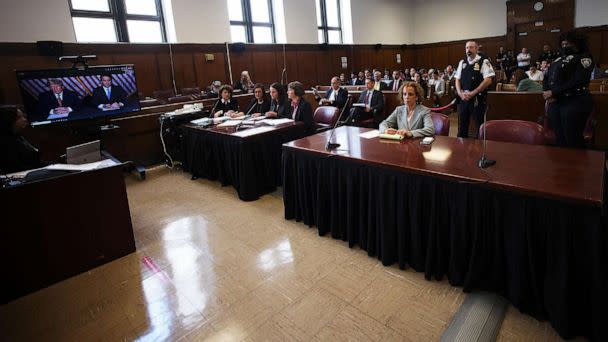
top-left (379, 81), bottom-right (435, 138)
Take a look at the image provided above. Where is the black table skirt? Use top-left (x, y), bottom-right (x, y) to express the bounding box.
top-left (282, 148), bottom-right (608, 341)
top-left (181, 125), bottom-right (307, 201)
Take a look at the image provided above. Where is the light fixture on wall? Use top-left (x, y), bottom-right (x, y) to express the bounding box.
top-left (204, 54), bottom-right (215, 62)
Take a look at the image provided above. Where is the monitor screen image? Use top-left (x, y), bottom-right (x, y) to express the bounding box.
top-left (16, 65), bottom-right (141, 126)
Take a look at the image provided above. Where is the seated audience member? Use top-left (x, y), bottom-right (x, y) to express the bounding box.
top-left (211, 85), bottom-right (240, 118)
top-left (513, 69), bottom-right (543, 92)
top-left (348, 78), bottom-right (385, 125)
top-left (430, 70), bottom-right (446, 106)
top-left (495, 46), bottom-right (506, 70)
top-left (412, 72), bottom-right (427, 97)
top-left (517, 48), bottom-right (531, 70)
top-left (538, 44), bottom-right (556, 63)
top-left (443, 65), bottom-right (455, 81)
top-left (91, 74), bottom-right (128, 110)
top-left (540, 60), bottom-right (550, 76)
top-left (364, 69), bottom-right (372, 79)
top-left (379, 82), bottom-right (434, 138)
top-left (233, 70), bottom-right (255, 93)
top-left (383, 69), bottom-right (391, 80)
top-left (339, 73), bottom-right (347, 85)
top-left (355, 71), bottom-right (365, 85)
top-left (37, 78), bottom-right (81, 119)
top-left (206, 81), bottom-right (222, 98)
top-left (241, 83), bottom-right (270, 117)
top-left (266, 82), bottom-right (290, 119)
top-left (287, 81), bottom-right (314, 132)
top-left (373, 71), bottom-right (389, 91)
top-left (0, 105), bottom-right (43, 174)
top-left (409, 67), bottom-right (417, 80)
top-left (315, 76), bottom-right (348, 109)
top-left (389, 70), bottom-right (403, 92)
top-left (526, 64), bottom-right (544, 81)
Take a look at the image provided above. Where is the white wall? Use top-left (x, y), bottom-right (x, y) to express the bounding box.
top-left (411, 0), bottom-right (506, 44)
top-left (171, 0), bottom-right (231, 43)
top-left (0, 0), bottom-right (76, 42)
top-left (350, 0), bottom-right (414, 44)
top-left (575, 0), bottom-right (608, 28)
top-left (282, 0), bottom-right (318, 43)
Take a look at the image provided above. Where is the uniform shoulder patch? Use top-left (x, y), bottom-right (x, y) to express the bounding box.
top-left (581, 58), bottom-right (592, 68)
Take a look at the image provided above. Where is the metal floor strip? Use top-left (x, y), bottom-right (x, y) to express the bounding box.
top-left (440, 292), bottom-right (508, 342)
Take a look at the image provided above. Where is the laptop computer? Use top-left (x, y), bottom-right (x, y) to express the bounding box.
top-left (66, 140), bottom-right (101, 165)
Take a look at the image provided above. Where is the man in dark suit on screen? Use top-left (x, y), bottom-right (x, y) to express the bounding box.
top-left (91, 74), bottom-right (128, 110)
top-left (37, 78), bottom-right (81, 119)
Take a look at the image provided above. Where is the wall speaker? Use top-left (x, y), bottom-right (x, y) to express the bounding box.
top-left (36, 41), bottom-right (63, 56)
top-left (232, 43), bottom-right (246, 53)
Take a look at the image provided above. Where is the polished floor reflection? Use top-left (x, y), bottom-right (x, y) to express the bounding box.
top-left (0, 165), bottom-right (566, 341)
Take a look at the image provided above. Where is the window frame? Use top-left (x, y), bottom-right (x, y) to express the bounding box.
top-left (229, 0), bottom-right (276, 44)
top-left (317, 0), bottom-right (342, 44)
top-left (69, 0), bottom-right (167, 43)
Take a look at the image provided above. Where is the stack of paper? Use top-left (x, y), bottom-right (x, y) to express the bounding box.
top-left (217, 120), bottom-right (242, 127)
top-left (260, 118), bottom-right (294, 126)
top-left (359, 130), bottom-right (380, 139)
top-left (232, 126), bottom-right (274, 137)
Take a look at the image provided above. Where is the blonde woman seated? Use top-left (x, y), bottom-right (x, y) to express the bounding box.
top-left (379, 82), bottom-right (434, 138)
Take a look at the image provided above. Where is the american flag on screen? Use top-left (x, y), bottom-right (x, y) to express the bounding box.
top-left (20, 73), bottom-right (137, 100)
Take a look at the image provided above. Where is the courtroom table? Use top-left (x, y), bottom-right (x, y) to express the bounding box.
top-left (181, 120), bottom-right (307, 201)
top-left (2, 164), bottom-right (136, 303)
top-left (282, 126), bottom-right (607, 341)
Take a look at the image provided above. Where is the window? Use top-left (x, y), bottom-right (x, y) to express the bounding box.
top-left (69, 0), bottom-right (167, 43)
top-left (227, 0), bottom-right (275, 43)
top-left (316, 0), bottom-right (342, 44)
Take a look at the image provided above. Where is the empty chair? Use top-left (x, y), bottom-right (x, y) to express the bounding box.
top-left (313, 106), bottom-right (339, 133)
top-left (431, 113), bottom-right (450, 136)
top-left (479, 120), bottom-right (545, 145)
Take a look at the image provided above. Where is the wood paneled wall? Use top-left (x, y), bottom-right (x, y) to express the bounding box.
top-left (1, 24), bottom-right (607, 105)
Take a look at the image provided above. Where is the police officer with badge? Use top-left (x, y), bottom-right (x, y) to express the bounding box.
top-left (454, 40), bottom-right (495, 138)
top-left (543, 30), bottom-right (594, 148)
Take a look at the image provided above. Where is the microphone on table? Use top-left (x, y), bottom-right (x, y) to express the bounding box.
top-left (325, 106), bottom-right (349, 151)
top-left (478, 104), bottom-right (496, 168)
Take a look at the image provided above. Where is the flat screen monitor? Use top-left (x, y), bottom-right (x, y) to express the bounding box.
top-left (16, 65), bottom-right (140, 126)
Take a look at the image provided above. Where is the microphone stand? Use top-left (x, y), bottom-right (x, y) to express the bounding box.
top-left (325, 105), bottom-right (348, 150)
top-left (477, 104), bottom-right (496, 168)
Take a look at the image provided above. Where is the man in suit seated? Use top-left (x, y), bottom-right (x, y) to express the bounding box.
top-left (373, 71), bottom-right (389, 91)
top-left (37, 78), bottom-right (81, 119)
top-left (347, 78), bottom-right (384, 126)
top-left (91, 74), bottom-right (128, 110)
top-left (389, 70), bottom-right (403, 92)
top-left (315, 77), bottom-right (348, 109)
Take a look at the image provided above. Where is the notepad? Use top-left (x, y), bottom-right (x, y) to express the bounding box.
top-left (260, 118), bottom-right (294, 126)
top-left (232, 126), bottom-right (274, 137)
top-left (217, 120), bottom-right (242, 127)
top-left (379, 133), bottom-right (404, 140)
top-left (359, 130), bottom-right (379, 139)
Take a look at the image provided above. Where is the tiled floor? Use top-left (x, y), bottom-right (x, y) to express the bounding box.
top-left (1, 161), bottom-right (568, 341)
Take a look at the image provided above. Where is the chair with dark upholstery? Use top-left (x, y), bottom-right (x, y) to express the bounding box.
top-left (313, 106), bottom-right (340, 133)
top-left (478, 120), bottom-right (545, 145)
top-left (431, 113), bottom-right (450, 136)
top-left (541, 100), bottom-right (596, 146)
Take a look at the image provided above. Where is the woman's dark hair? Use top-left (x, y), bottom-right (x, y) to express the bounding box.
top-left (269, 82), bottom-right (287, 102)
top-left (512, 69), bottom-right (528, 86)
top-left (0, 105), bottom-right (24, 134)
top-left (288, 81), bottom-right (305, 97)
top-left (219, 84), bottom-right (233, 96)
top-left (560, 30), bottom-right (589, 53)
top-left (253, 83), bottom-right (265, 93)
